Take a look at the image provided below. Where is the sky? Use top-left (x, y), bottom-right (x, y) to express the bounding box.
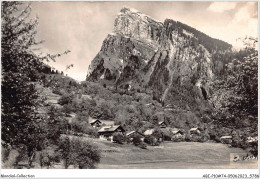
top-left (30, 1), bottom-right (258, 81)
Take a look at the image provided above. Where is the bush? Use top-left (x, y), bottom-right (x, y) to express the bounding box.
top-left (39, 145), bottom-right (61, 168)
top-left (152, 128), bottom-right (163, 139)
top-left (59, 136), bottom-right (101, 169)
top-left (231, 133), bottom-right (243, 148)
top-left (171, 135), bottom-right (184, 142)
top-left (132, 135), bottom-right (142, 146)
top-left (161, 129), bottom-right (173, 141)
top-left (52, 88), bottom-right (63, 96)
top-left (144, 135), bottom-right (153, 145)
top-left (249, 141), bottom-right (258, 157)
top-left (139, 142), bottom-right (147, 149)
top-left (62, 104), bottom-right (73, 115)
top-left (85, 127), bottom-right (99, 138)
top-left (201, 135), bottom-right (209, 142)
top-left (214, 137), bottom-right (221, 143)
top-left (72, 139), bottom-right (101, 169)
top-left (144, 135), bottom-right (159, 146)
top-left (240, 140), bottom-right (249, 150)
top-left (184, 134), bottom-right (191, 142)
top-left (221, 138), bottom-right (232, 144)
top-left (190, 135), bottom-right (202, 142)
top-left (197, 137), bottom-right (204, 143)
top-left (71, 121), bottom-right (98, 138)
top-left (126, 137), bottom-right (132, 144)
top-left (58, 93), bottom-right (74, 105)
top-left (209, 133), bottom-right (216, 140)
top-left (113, 133), bottom-right (125, 144)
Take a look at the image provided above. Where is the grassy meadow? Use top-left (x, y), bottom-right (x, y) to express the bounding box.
top-left (93, 140), bottom-right (257, 169)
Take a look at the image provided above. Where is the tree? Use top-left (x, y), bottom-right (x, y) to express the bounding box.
top-left (59, 137), bottom-right (72, 169)
top-left (1, 2), bottom-right (69, 168)
top-left (144, 135), bottom-right (158, 146)
top-left (209, 37), bottom-right (258, 152)
top-left (72, 138), bottom-right (100, 169)
top-left (58, 93), bottom-right (74, 105)
top-left (112, 132), bottom-right (125, 144)
top-left (1, 2), bottom-right (44, 167)
top-left (210, 37), bottom-right (258, 127)
top-left (45, 106), bottom-right (66, 143)
top-left (152, 128), bottom-right (163, 142)
top-left (61, 104), bottom-right (73, 116)
top-left (59, 137), bottom-right (101, 169)
top-left (132, 134), bottom-right (142, 146)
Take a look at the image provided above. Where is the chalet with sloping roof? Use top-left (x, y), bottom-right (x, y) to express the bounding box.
top-left (163, 104), bottom-right (175, 111)
top-left (220, 136), bottom-right (232, 144)
top-left (144, 129), bottom-right (155, 136)
top-left (171, 128), bottom-right (184, 140)
top-left (126, 131), bottom-right (145, 142)
top-left (98, 125), bottom-right (125, 141)
top-left (189, 127), bottom-right (202, 135)
top-left (100, 120), bottom-right (115, 126)
top-left (158, 121), bottom-right (167, 128)
top-left (143, 128), bottom-right (163, 142)
top-left (247, 136), bottom-right (258, 143)
top-left (88, 117), bottom-right (102, 128)
top-left (171, 128), bottom-right (184, 135)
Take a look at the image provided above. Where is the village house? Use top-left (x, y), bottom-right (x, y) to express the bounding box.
top-left (143, 128), bottom-right (163, 142)
top-left (220, 136), bottom-right (232, 144)
top-left (98, 125), bottom-right (125, 141)
top-left (126, 131), bottom-right (145, 142)
top-left (100, 120), bottom-right (115, 126)
top-left (247, 136), bottom-right (258, 143)
top-left (144, 129), bottom-right (155, 136)
top-left (171, 128), bottom-right (184, 140)
top-left (163, 104), bottom-right (174, 111)
top-left (145, 102), bottom-right (155, 106)
top-left (158, 121), bottom-right (167, 128)
top-left (189, 127), bottom-right (202, 135)
top-left (88, 117), bottom-right (102, 128)
top-left (143, 128), bottom-right (163, 145)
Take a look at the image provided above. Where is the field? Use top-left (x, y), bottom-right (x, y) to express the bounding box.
top-left (92, 140), bottom-right (257, 169)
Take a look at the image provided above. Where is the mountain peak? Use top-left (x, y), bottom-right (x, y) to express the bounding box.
top-left (114, 7), bottom-right (163, 46)
top-left (118, 7), bottom-right (162, 24)
top-left (120, 7), bottom-right (140, 14)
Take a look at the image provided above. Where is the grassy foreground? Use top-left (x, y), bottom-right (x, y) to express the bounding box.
top-left (93, 140), bottom-right (257, 169)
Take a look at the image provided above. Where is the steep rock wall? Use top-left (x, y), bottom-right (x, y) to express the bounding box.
top-left (87, 7), bottom-right (231, 111)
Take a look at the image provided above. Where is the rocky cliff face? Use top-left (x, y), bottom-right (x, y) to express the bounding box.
top-left (87, 7), bottom-right (231, 111)
top-left (87, 8), bottom-right (161, 83)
